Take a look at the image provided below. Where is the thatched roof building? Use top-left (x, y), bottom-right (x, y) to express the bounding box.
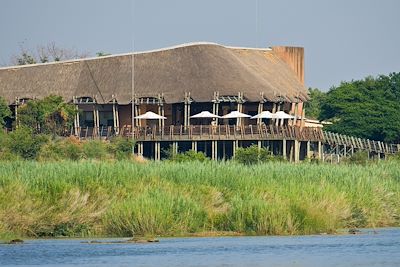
top-left (0, 42), bottom-right (307, 105)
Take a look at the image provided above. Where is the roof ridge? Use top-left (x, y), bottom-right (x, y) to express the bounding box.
top-left (0, 42), bottom-right (272, 70)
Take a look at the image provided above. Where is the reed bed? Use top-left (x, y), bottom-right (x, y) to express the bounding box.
top-left (0, 160), bottom-right (399, 239)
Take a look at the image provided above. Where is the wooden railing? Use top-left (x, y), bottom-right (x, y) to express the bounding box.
top-left (323, 131), bottom-right (399, 154)
top-left (120, 124), bottom-right (324, 142)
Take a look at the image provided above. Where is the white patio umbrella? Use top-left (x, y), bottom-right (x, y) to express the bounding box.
top-left (134, 111), bottom-right (166, 120)
top-left (251, 111), bottom-right (276, 119)
top-left (190, 111), bottom-right (221, 119)
top-left (222, 111), bottom-right (251, 119)
top-left (275, 111), bottom-right (295, 119)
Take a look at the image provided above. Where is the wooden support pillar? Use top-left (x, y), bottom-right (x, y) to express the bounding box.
top-left (222, 141), bottom-right (226, 160)
top-left (275, 102), bottom-right (281, 126)
top-left (237, 92), bottom-right (244, 126)
top-left (289, 141), bottom-right (294, 162)
top-left (215, 141), bottom-right (218, 160)
top-left (306, 141), bottom-right (311, 159)
top-left (282, 139), bottom-right (287, 160)
top-left (115, 104), bottom-right (119, 135)
top-left (294, 139), bottom-right (300, 163)
top-left (112, 98), bottom-right (118, 134)
top-left (192, 141), bottom-right (197, 152)
top-left (293, 101), bottom-right (299, 126)
top-left (173, 142), bottom-right (178, 155)
top-left (233, 140), bottom-right (238, 158)
top-left (211, 141), bottom-right (215, 160)
top-left (300, 106), bottom-right (306, 128)
top-left (258, 93), bottom-right (264, 124)
top-left (213, 92), bottom-right (220, 124)
top-left (154, 142), bottom-right (161, 161)
top-left (75, 104), bottom-right (80, 137)
top-left (318, 141), bottom-right (322, 160)
top-left (93, 104), bottom-right (98, 137)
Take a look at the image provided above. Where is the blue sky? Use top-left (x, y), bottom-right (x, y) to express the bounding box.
top-left (1, 0), bottom-right (399, 90)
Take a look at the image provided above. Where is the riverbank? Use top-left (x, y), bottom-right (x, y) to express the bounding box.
top-left (0, 160), bottom-right (399, 239)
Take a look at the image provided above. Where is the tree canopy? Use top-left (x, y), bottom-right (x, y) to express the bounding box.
top-left (0, 97), bottom-right (12, 127)
top-left (305, 88), bottom-right (326, 119)
top-left (319, 72), bottom-right (400, 143)
top-left (18, 95), bottom-right (76, 135)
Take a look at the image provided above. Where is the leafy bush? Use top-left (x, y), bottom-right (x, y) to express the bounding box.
top-left (173, 150), bottom-right (208, 162)
top-left (109, 136), bottom-right (134, 160)
top-left (17, 95), bottom-right (76, 135)
top-left (235, 145), bottom-right (279, 165)
top-left (8, 127), bottom-right (48, 160)
top-left (343, 151), bottom-right (369, 165)
top-left (164, 146), bottom-right (208, 162)
top-left (38, 136), bottom-right (83, 161)
top-left (82, 140), bottom-right (108, 160)
top-left (0, 97), bottom-right (12, 127)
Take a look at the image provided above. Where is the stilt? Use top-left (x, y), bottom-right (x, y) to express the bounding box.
top-left (214, 141), bottom-right (218, 160)
top-left (192, 141), bottom-right (197, 152)
top-left (294, 140), bottom-right (300, 163)
top-left (211, 141), bottom-right (215, 160)
top-left (318, 141), bottom-right (322, 160)
top-left (222, 141), bottom-right (226, 160)
top-left (306, 141), bottom-right (311, 159)
top-left (173, 142), bottom-right (178, 155)
top-left (233, 140), bottom-right (238, 158)
top-left (282, 139), bottom-right (287, 160)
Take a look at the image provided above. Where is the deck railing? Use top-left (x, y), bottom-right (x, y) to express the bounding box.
top-left (121, 124), bottom-right (324, 142)
top-left (323, 131), bottom-right (399, 154)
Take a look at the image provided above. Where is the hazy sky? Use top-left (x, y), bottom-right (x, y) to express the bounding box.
top-left (1, 0), bottom-right (399, 90)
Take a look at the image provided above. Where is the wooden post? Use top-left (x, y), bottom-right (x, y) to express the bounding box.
top-left (233, 140), bottom-right (238, 158)
top-left (222, 141), bottom-right (226, 160)
top-left (306, 141), bottom-right (311, 159)
top-left (211, 141), bottom-right (215, 160)
top-left (237, 92), bottom-right (243, 126)
top-left (184, 92), bottom-right (188, 127)
top-left (214, 141), bottom-right (218, 160)
top-left (213, 92), bottom-right (220, 124)
top-left (93, 104), bottom-right (98, 137)
top-left (275, 102), bottom-right (281, 126)
top-left (192, 141), bottom-right (197, 152)
top-left (258, 93), bottom-right (264, 124)
top-left (112, 97), bottom-right (117, 134)
top-left (115, 103), bottom-right (119, 135)
top-left (294, 139), bottom-right (300, 163)
top-left (282, 139), bottom-right (287, 160)
top-left (318, 141), bottom-right (322, 160)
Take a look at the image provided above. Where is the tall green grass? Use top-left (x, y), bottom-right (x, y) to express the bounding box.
top-left (0, 160), bottom-right (399, 238)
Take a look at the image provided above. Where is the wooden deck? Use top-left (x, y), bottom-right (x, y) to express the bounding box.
top-left (74, 124), bottom-right (399, 156)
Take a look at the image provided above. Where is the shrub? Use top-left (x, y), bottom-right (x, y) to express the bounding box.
top-left (235, 145), bottom-right (278, 165)
top-left (82, 140), bottom-right (108, 160)
top-left (17, 95), bottom-right (76, 135)
top-left (343, 151), bottom-right (369, 165)
top-left (8, 127), bottom-right (48, 160)
top-left (0, 97), bottom-right (11, 128)
top-left (173, 150), bottom-right (208, 162)
top-left (109, 136), bottom-right (134, 160)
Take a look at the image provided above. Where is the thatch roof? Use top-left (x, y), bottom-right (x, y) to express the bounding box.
top-left (0, 42), bottom-right (308, 105)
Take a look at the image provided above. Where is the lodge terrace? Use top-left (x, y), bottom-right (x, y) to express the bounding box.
top-left (0, 43), bottom-right (397, 161)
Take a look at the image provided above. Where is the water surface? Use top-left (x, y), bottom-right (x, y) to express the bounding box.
top-left (1, 228), bottom-right (400, 267)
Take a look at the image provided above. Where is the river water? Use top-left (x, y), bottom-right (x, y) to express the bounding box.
top-left (1, 228), bottom-right (400, 267)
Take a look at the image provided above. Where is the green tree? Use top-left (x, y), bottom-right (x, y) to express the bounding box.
top-left (305, 88), bottom-right (326, 119)
top-left (320, 73), bottom-right (400, 143)
top-left (18, 95), bottom-right (76, 135)
top-left (0, 97), bottom-right (12, 127)
top-left (96, 52), bottom-right (111, 57)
